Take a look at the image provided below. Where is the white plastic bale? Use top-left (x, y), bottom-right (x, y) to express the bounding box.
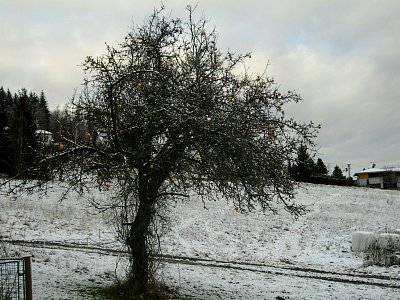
top-left (351, 231), bottom-right (377, 253)
top-left (377, 233), bottom-right (400, 250)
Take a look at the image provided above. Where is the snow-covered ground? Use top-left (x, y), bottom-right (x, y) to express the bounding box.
top-left (1, 182), bottom-right (400, 299)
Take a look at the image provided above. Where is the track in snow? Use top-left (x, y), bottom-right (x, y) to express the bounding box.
top-left (2, 239), bottom-right (400, 290)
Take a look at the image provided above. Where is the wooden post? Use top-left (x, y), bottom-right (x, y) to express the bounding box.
top-left (24, 256), bottom-right (33, 300)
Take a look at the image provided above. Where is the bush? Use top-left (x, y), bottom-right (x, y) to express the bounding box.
top-left (305, 175), bottom-right (354, 186)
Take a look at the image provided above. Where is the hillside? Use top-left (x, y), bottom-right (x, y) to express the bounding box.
top-left (1, 182), bottom-right (399, 299)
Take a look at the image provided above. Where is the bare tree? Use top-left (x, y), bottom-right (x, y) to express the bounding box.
top-left (4, 6), bottom-right (318, 296)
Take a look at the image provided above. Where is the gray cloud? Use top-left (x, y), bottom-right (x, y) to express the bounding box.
top-left (1, 0), bottom-right (399, 173)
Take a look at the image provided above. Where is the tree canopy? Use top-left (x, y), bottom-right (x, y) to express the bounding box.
top-left (7, 7), bottom-right (318, 296)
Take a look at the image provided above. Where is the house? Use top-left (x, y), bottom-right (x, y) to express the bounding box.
top-left (354, 167), bottom-right (400, 189)
top-left (94, 129), bottom-right (109, 147)
top-left (35, 129), bottom-right (53, 146)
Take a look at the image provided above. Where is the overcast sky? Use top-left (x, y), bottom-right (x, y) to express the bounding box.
top-left (1, 0), bottom-right (399, 174)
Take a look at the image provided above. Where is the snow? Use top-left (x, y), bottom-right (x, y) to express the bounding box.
top-left (35, 130), bottom-right (52, 134)
top-left (355, 167), bottom-right (400, 174)
top-left (1, 182), bottom-right (400, 299)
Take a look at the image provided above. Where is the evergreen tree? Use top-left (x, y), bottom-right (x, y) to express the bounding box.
top-left (332, 165), bottom-right (345, 179)
top-left (7, 89), bottom-right (38, 176)
top-left (36, 91), bottom-right (51, 130)
top-left (0, 87), bottom-right (10, 173)
top-left (292, 145), bottom-right (315, 182)
top-left (49, 106), bottom-right (62, 142)
top-left (315, 157), bottom-right (328, 176)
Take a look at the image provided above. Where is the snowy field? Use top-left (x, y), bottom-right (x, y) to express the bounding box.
top-left (1, 182), bottom-right (400, 299)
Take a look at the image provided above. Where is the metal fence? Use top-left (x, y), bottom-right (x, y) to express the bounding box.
top-left (0, 257), bottom-right (31, 300)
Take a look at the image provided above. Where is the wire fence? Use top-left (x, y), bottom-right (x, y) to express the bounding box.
top-left (0, 257), bottom-right (31, 300)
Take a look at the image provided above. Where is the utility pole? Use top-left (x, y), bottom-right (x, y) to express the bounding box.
top-left (347, 164), bottom-right (351, 178)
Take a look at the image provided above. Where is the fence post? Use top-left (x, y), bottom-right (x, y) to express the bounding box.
top-left (24, 256), bottom-right (32, 300)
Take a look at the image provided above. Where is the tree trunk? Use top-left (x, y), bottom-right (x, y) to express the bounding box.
top-left (126, 197), bottom-right (153, 295)
top-left (125, 160), bottom-right (174, 295)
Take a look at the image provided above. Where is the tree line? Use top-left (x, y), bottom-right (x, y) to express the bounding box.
top-left (289, 145), bottom-right (353, 186)
top-left (0, 87), bottom-right (49, 176)
top-left (0, 87), bottom-right (88, 177)
top-left (0, 86), bottom-right (353, 189)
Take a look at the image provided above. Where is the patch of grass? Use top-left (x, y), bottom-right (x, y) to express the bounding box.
top-left (75, 285), bottom-right (114, 300)
top-left (78, 281), bottom-right (183, 300)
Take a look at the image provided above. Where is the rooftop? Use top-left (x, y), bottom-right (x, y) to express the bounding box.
top-left (355, 167), bottom-right (400, 175)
